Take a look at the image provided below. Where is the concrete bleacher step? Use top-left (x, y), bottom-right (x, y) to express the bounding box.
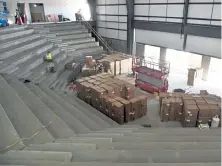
top-left (60, 94), bottom-right (115, 128)
top-left (0, 28), bottom-right (34, 41)
top-left (0, 38), bottom-right (47, 60)
top-left (70, 149), bottom-right (221, 163)
top-left (58, 33), bottom-right (91, 40)
top-left (0, 104), bottom-right (25, 153)
top-left (3, 75), bottom-right (75, 139)
top-left (55, 29), bottom-right (88, 36)
top-left (56, 137), bottom-right (112, 144)
top-left (68, 46), bottom-right (104, 55)
top-left (65, 37), bottom-right (96, 45)
top-left (0, 25), bottom-right (28, 35)
top-left (49, 25), bottom-right (84, 31)
top-left (0, 150), bottom-right (72, 162)
top-left (43, 22), bottom-right (82, 28)
top-left (65, 94), bottom-right (118, 127)
top-left (62, 42), bottom-right (99, 50)
top-left (0, 75), bottom-right (54, 145)
top-left (24, 142), bottom-right (97, 152)
top-left (0, 41), bottom-right (52, 71)
top-left (0, 34), bottom-right (40, 50)
top-left (38, 84), bottom-right (102, 131)
top-left (0, 161), bottom-right (220, 166)
top-left (26, 83), bottom-right (90, 134)
top-left (95, 142), bottom-right (221, 150)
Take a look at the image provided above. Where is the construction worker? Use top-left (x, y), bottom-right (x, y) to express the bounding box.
top-left (75, 9), bottom-right (82, 22)
top-left (14, 9), bottom-right (19, 24)
top-left (44, 51), bottom-right (56, 73)
top-left (45, 51), bottom-right (53, 62)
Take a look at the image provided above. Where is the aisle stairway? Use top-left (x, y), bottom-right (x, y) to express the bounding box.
top-left (0, 74), bottom-right (221, 165)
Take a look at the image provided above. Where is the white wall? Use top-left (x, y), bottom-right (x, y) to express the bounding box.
top-left (6, 0), bottom-right (91, 23)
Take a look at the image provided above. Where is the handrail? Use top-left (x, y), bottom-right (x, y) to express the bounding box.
top-left (80, 15), bottom-right (114, 53)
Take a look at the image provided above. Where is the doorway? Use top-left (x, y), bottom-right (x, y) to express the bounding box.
top-left (17, 3), bottom-right (25, 22)
top-left (29, 3), bottom-right (45, 22)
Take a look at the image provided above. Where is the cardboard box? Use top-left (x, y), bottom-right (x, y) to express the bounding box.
top-left (99, 84), bottom-right (114, 95)
top-left (175, 98), bottom-right (183, 121)
top-left (160, 98), bottom-right (170, 122)
top-left (137, 95), bottom-right (148, 117)
top-left (208, 104), bottom-right (221, 118)
top-left (129, 98), bottom-right (140, 121)
top-left (111, 101), bottom-right (124, 124)
top-left (125, 83), bottom-right (134, 100)
top-left (106, 98), bottom-right (117, 117)
top-left (182, 104), bottom-right (199, 127)
top-left (113, 96), bottom-right (132, 123)
top-left (197, 104), bottom-right (210, 117)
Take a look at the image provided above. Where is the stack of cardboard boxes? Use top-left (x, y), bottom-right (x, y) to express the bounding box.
top-left (75, 73), bottom-right (148, 124)
top-left (159, 92), bottom-right (221, 127)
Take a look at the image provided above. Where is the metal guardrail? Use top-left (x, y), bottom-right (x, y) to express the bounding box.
top-left (80, 15), bottom-right (114, 53)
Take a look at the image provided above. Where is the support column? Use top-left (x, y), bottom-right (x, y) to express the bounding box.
top-left (159, 47), bottom-right (167, 68)
top-left (126, 0), bottom-right (134, 54)
top-left (201, 55), bottom-right (211, 81)
top-left (135, 43), bottom-right (145, 58)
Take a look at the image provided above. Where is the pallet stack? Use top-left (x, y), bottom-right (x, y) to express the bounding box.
top-left (159, 92), bottom-right (221, 127)
top-left (75, 73), bottom-right (148, 124)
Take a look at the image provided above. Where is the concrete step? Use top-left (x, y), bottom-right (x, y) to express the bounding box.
top-left (96, 142), bottom-right (221, 150)
top-left (3, 75), bottom-right (75, 139)
top-left (49, 25), bottom-right (84, 31)
top-left (55, 29), bottom-right (88, 36)
top-left (58, 33), bottom-right (91, 40)
top-left (24, 142), bottom-right (96, 151)
top-left (0, 25), bottom-right (28, 35)
top-left (0, 75), bottom-right (55, 145)
top-left (0, 38), bottom-right (47, 60)
top-left (69, 94), bottom-right (118, 127)
top-left (0, 104), bottom-right (25, 153)
top-left (0, 42), bottom-right (52, 71)
top-left (55, 137), bottom-right (112, 144)
top-left (26, 83), bottom-right (90, 134)
top-left (0, 150), bottom-right (72, 162)
top-left (71, 149), bottom-right (220, 163)
top-left (60, 94), bottom-right (114, 128)
top-left (68, 46), bottom-right (103, 55)
top-left (65, 37), bottom-right (96, 45)
top-left (62, 42), bottom-right (99, 51)
top-left (0, 28), bottom-right (33, 41)
top-left (38, 84), bottom-right (101, 131)
top-left (0, 161), bottom-right (220, 166)
top-left (0, 34), bottom-right (40, 50)
top-left (43, 22), bottom-right (82, 28)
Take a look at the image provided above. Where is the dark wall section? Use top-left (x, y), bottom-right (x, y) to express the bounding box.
top-left (103, 37), bottom-right (128, 54)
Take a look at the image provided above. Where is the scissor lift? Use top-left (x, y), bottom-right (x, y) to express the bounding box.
top-left (132, 57), bottom-right (170, 93)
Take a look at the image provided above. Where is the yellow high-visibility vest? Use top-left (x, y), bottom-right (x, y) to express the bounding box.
top-left (46, 53), bottom-right (52, 60)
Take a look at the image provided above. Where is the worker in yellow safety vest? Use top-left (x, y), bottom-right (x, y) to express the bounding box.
top-left (45, 51), bottom-right (53, 62)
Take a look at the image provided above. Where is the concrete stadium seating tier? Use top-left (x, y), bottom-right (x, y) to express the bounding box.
top-left (0, 22), bottom-right (221, 165)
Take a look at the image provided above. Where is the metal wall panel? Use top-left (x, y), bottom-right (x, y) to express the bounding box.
top-left (186, 35), bottom-right (221, 58)
top-left (96, 0), bottom-right (127, 41)
top-left (135, 29), bottom-right (184, 50)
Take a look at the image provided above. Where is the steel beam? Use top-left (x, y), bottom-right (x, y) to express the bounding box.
top-left (183, 0), bottom-right (190, 50)
top-left (134, 20), bottom-right (221, 39)
top-left (126, 0), bottom-right (134, 54)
